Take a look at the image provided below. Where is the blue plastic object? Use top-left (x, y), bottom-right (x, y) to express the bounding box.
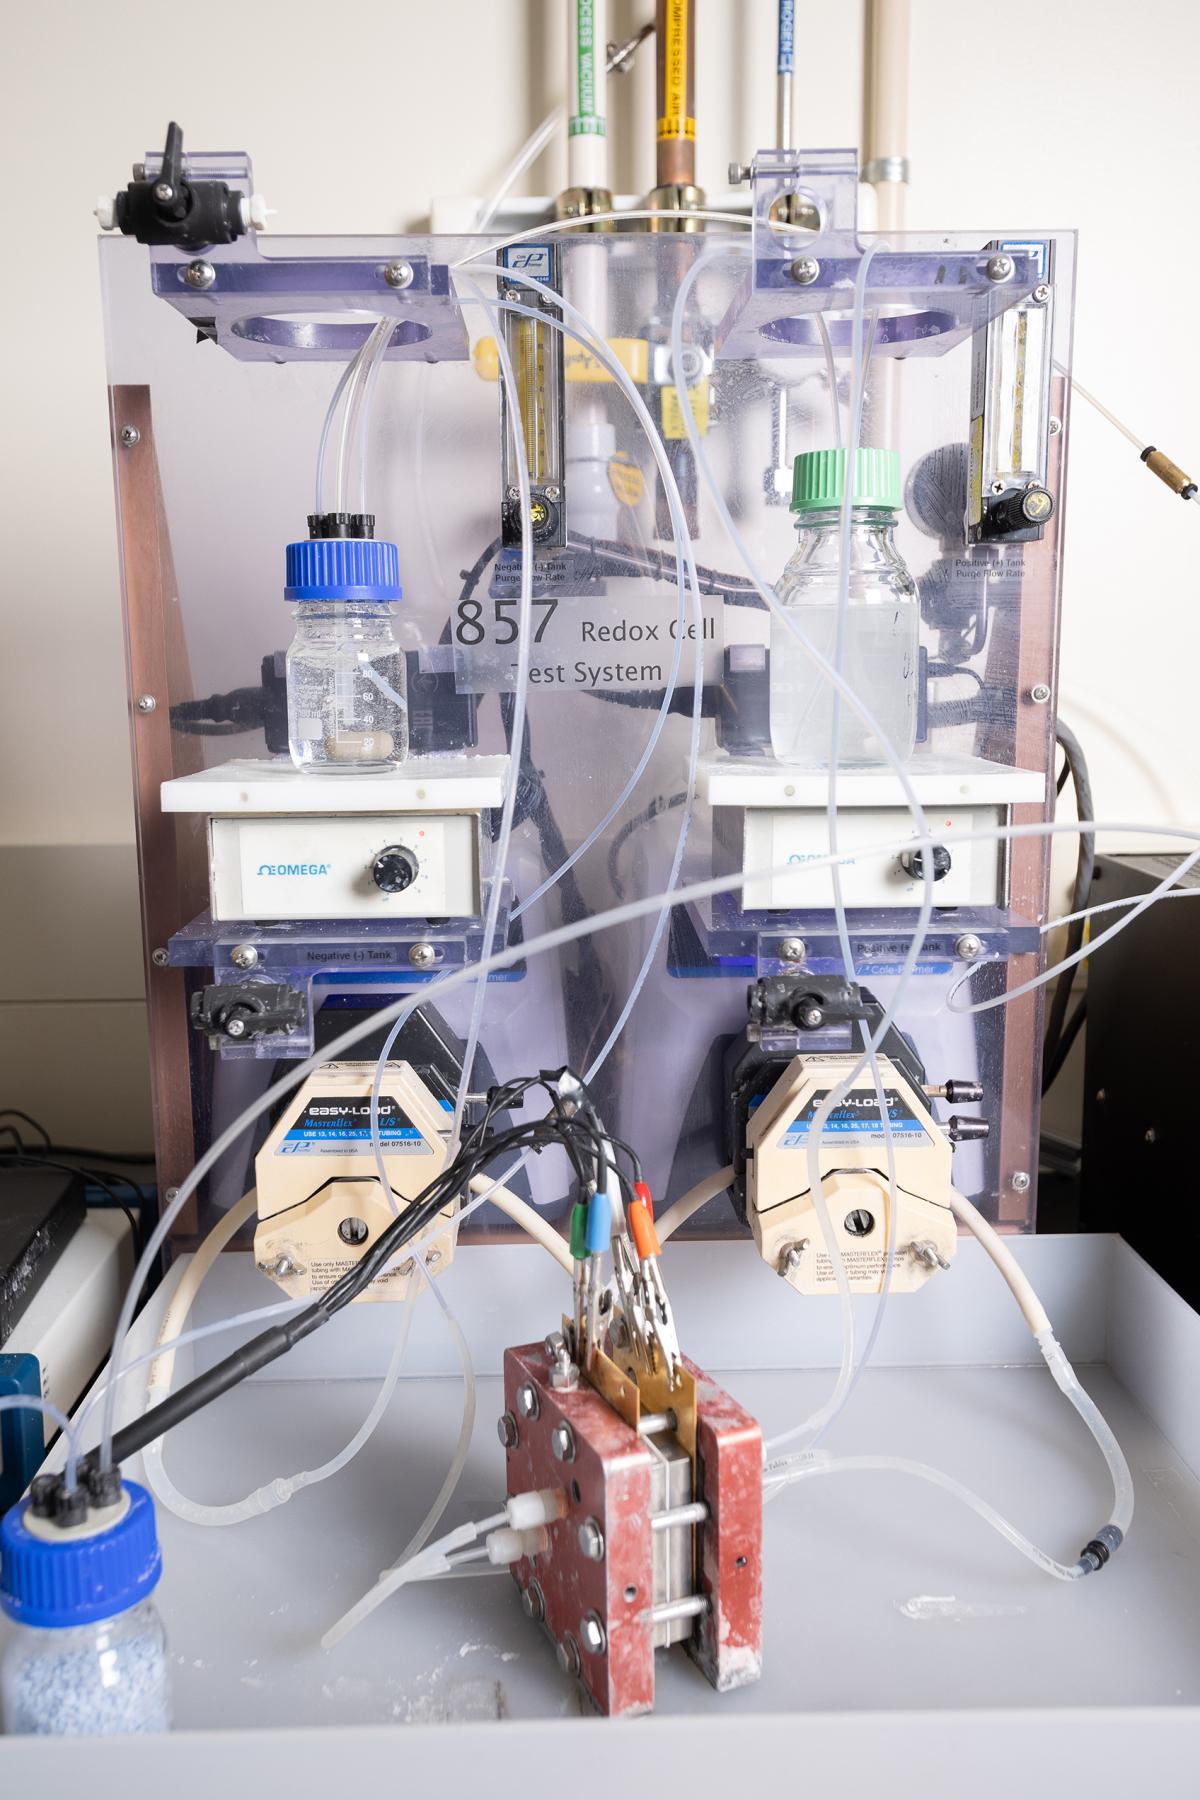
top-left (284, 536), bottom-right (402, 603)
top-left (0, 1481), bottom-right (162, 1629)
top-left (0, 1357), bottom-right (44, 1515)
top-left (585, 1186), bottom-right (613, 1255)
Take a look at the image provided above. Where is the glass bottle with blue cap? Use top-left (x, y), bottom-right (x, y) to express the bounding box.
top-left (1, 1475), bottom-right (170, 1734)
top-left (284, 512), bottom-right (408, 772)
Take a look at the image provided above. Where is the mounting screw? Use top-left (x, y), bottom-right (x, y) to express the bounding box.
top-left (798, 1003), bottom-right (824, 1029)
top-left (521, 1579), bottom-right (546, 1622)
top-left (224, 1015), bottom-right (247, 1039)
top-left (515, 1382), bottom-right (540, 1420)
top-left (779, 936), bottom-right (806, 964)
top-left (230, 943), bottom-right (259, 970)
top-left (577, 1518), bottom-right (605, 1561)
top-left (497, 1411), bottom-right (518, 1448)
top-left (135, 693), bottom-right (157, 714)
top-left (151, 947), bottom-right (169, 966)
top-left (164, 1187), bottom-right (180, 1203)
top-left (153, 180), bottom-right (175, 203)
top-left (550, 1421), bottom-right (577, 1463)
top-left (776, 1239), bottom-right (809, 1278)
top-left (556, 1633), bottom-right (581, 1677)
top-left (1011, 1170), bottom-right (1032, 1194)
top-left (1048, 416), bottom-right (1062, 435)
top-left (955, 932), bottom-right (983, 961)
top-left (579, 1611), bottom-right (607, 1656)
top-left (383, 260), bottom-right (414, 289)
top-left (119, 424), bottom-right (140, 448)
top-left (985, 253), bottom-right (1015, 282)
top-left (789, 256), bottom-right (821, 286)
top-left (1028, 683), bottom-right (1052, 704)
top-left (1095, 1088), bottom-right (1106, 1104)
top-left (728, 161), bottom-right (752, 185)
top-left (1145, 1127), bottom-right (1157, 1145)
top-left (1032, 282), bottom-right (1052, 305)
top-left (271, 1254), bottom-right (296, 1277)
top-left (543, 483), bottom-right (562, 502)
top-left (408, 942), bottom-right (436, 969)
top-left (184, 259), bottom-right (216, 291)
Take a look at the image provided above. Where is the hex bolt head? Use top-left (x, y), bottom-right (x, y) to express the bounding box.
top-left (1011, 1170), bottom-right (1032, 1194)
top-left (516, 1382), bottom-right (540, 1420)
top-left (780, 936), bottom-right (806, 964)
top-left (543, 1331), bottom-right (566, 1359)
top-left (985, 253), bottom-right (1015, 282)
top-left (497, 1410), bottom-right (518, 1448)
top-left (120, 424), bottom-right (140, 448)
top-left (521, 1579), bottom-right (546, 1622)
top-left (384, 260), bottom-right (414, 289)
top-left (135, 693), bottom-right (157, 714)
top-left (230, 943), bottom-right (259, 970)
top-left (789, 256), bottom-right (821, 286)
top-left (408, 943), bottom-right (436, 969)
top-left (579, 1611), bottom-right (607, 1656)
top-left (577, 1518), bottom-right (605, 1561)
top-left (151, 947), bottom-right (169, 967)
top-left (556, 1633), bottom-right (581, 1677)
top-left (184, 259), bottom-right (216, 291)
top-left (955, 932), bottom-right (983, 961)
top-left (1028, 683), bottom-right (1052, 704)
top-left (550, 1421), bottom-right (577, 1463)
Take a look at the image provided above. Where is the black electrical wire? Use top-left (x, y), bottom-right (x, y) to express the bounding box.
top-left (0, 1110), bottom-right (155, 1164)
top-left (1043, 718), bottom-right (1094, 1089)
top-left (84, 1079), bottom-right (629, 1473)
top-left (607, 793), bottom-right (688, 902)
top-left (1042, 993), bottom-right (1087, 1095)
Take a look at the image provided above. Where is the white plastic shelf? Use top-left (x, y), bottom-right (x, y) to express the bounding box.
top-left (161, 755), bottom-right (510, 816)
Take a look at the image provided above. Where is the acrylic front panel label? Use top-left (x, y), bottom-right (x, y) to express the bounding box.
top-left (453, 567), bottom-right (722, 694)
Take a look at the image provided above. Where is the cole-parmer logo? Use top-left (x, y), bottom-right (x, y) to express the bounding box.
top-left (502, 245), bottom-right (551, 281)
top-left (256, 862), bottom-right (332, 877)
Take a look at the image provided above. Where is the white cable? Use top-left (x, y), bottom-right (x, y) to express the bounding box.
top-left (1043, 885), bottom-right (1200, 933)
top-left (474, 110), bottom-right (562, 234)
top-left (949, 1191), bottom-right (1050, 1335)
top-left (473, 1175), bottom-right (573, 1273)
top-left (656, 1166), bottom-right (736, 1242)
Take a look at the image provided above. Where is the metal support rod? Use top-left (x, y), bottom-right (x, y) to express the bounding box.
top-left (638, 1410), bottom-right (677, 1436)
top-left (650, 1593), bottom-right (709, 1626)
top-left (651, 1501), bottom-right (709, 1532)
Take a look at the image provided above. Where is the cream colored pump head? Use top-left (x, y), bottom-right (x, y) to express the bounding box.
top-left (746, 1052), bottom-right (959, 1295)
top-left (254, 1061), bottom-right (456, 1303)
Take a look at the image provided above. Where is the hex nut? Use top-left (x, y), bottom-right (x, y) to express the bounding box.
top-left (580, 1611), bottom-right (607, 1655)
top-left (550, 1421), bottom-right (577, 1463)
top-left (516, 1382), bottom-right (540, 1420)
top-left (577, 1518), bottom-right (605, 1561)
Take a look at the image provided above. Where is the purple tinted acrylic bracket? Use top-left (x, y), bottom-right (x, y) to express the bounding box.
top-left (715, 147), bottom-right (1044, 363)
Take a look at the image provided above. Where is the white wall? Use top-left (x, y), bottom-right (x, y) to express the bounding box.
top-left (1, 0), bottom-right (1196, 1147)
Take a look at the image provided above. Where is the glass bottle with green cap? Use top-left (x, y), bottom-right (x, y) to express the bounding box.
top-left (770, 447), bottom-right (919, 765)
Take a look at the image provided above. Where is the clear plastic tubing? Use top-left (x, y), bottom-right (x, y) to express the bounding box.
top-left (336, 317), bottom-right (392, 514)
top-left (669, 243), bottom-right (937, 1449)
top-left (0, 1395), bottom-right (77, 1474)
top-left (95, 850), bottom-right (1200, 1469)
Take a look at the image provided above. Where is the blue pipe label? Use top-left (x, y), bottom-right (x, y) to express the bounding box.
top-left (277, 1096), bottom-right (433, 1156)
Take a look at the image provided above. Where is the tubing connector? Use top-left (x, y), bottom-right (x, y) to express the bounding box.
top-left (1141, 446), bottom-right (1198, 501)
top-left (1078, 1522), bottom-right (1124, 1574)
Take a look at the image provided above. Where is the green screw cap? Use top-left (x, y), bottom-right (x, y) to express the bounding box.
top-left (791, 446), bottom-right (901, 512)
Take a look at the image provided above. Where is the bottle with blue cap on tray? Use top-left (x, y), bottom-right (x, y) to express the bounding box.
top-left (770, 446), bottom-right (919, 766)
top-left (284, 511), bottom-right (408, 773)
top-left (1, 1474), bottom-right (170, 1735)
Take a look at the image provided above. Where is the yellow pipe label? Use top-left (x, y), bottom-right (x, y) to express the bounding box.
top-left (657, 0), bottom-right (695, 141)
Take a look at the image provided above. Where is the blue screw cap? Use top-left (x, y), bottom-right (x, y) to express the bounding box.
top-left (1, 1481), bottom-right (163, 1628)
top-left (285, 536), bottom-right (402, 602)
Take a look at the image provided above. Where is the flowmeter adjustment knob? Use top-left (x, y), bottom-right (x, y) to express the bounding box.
top-left (372, 845), bottom-right (419, 894)
top-left (901, 844), bottom-right (952, 882)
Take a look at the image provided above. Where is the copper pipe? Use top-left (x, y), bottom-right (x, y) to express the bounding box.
top-left (655, 0), bottom-right (695, 188)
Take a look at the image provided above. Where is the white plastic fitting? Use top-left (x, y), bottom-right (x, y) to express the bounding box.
top-left (505, 1487), bottom-right (568, 1530)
